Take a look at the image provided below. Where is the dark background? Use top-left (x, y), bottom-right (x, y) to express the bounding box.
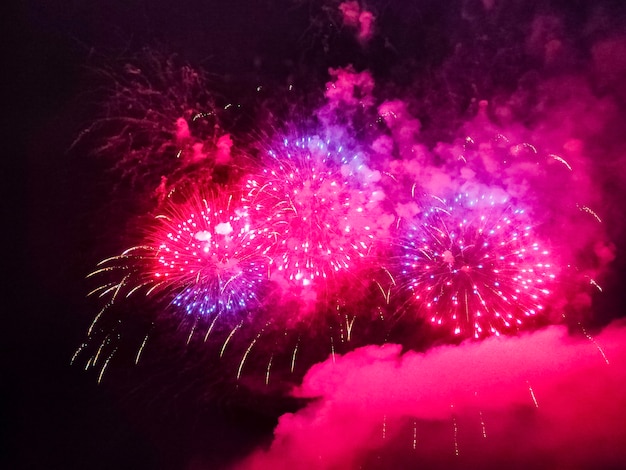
top-left (5, 1), bottom-right (626, 469)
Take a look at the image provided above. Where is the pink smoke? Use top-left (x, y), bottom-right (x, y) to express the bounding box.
top-left (339, 1), bottom-right (375, 43)
top-left (233, 320), bottom-right (626, 469)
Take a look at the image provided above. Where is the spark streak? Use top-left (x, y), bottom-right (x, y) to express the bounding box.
top-left (580, 324), bottom-right (610, 365)
top-left (527, 382), bottom-right (539, 408)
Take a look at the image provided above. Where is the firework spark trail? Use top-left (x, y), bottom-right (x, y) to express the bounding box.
top-left (392, 192), bottom-right (556, 338)
top-left (220, 321), bottom-right (243, 358)
top-left (451, 405), bottom-right (459, 456)
top-left (237, 324), bottom-right (270, 381)
top-left (265, 355), bottom-right (273, 386)
top-left (135, 333), bottom-right (150, 365)
top-left (527, 381), bottom-right (539, 408)
top-left (290, 340), bottom-right (299, 374)
top-left (479, 411), bottom-right (487, 438)
top-left (580, 324), bottom-right (611, 365)
top-left (245, 136), bottom-right (380, 288)
top-left (382, 414), bottom-right (387, 440)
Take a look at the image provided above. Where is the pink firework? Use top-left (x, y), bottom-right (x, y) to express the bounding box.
top-left (90, 191), bottom-right (268, 322)
top-left (394, 192), bottom-right (556, 338)
top-left (245, 136), bottom-right (378, 287)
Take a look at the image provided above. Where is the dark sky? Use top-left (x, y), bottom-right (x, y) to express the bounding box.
top-left (6, 1), bottom-right (626, 469)
top-left (7, 2), bottom-right (305, 469)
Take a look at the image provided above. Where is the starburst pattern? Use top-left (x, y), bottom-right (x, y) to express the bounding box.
top-left (394, 193), bottom-right (556, 338)
top-left (245, 136), bottom-right (377, 287)
top-left (89, 191), bottom-right (268, 322)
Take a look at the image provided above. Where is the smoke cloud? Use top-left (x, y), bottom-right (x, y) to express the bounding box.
top-left (234, 320), bottom-right (626, 469)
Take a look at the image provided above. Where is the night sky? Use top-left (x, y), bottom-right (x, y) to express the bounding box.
top-left (6, 1), bottom-right (626, 469)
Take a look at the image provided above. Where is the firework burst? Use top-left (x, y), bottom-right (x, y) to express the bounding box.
top-left (89, 190), bottom-right (269, 329)
top-left (245, 136), bottom-right (379, 289)
top-left (392, 192), bottom-right (557, 338)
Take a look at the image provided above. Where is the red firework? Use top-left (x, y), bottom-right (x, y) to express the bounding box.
top-left (89, 191), bottom-right (269, 323)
